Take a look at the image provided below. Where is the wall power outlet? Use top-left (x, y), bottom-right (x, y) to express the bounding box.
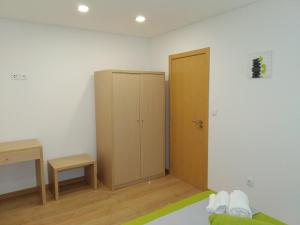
top-left (246, 177), bottom-right (255, 188)
top-left (11, 74), bottom-right (27, 80)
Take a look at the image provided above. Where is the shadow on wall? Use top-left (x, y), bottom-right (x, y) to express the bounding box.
top-left (46, 73), bottom-right (97, 183)
top-left (63, 74), bottom-right (96, 158)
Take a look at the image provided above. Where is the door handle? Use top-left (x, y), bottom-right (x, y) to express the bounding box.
top-left (192, 120), bottom-right (204, 128)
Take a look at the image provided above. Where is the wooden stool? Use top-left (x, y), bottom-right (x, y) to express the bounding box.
top-left (48, 154), bottom-right (97, 200)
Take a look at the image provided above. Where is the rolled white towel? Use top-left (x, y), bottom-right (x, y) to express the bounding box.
top-left (229, 190), bottom-right (252, 218)
top-left (213, 191), bottom-right (229, 214)
top-left (206, 194), bottom-right (216, 214)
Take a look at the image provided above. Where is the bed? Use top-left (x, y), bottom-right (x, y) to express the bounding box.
top-left (123, 191), bottom-right (287, 225)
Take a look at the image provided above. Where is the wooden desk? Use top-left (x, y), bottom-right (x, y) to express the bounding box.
top-left (0, 139), bottom-right (46, 205)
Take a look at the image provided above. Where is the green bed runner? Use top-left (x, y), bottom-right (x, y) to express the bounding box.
top-left (123, 190), bottom-right (286, 225)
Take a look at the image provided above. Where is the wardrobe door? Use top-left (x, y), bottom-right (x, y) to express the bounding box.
top-left (113, 73), bottom-right (141, 185)
top-left (140, 74), bottom-right (165, 178)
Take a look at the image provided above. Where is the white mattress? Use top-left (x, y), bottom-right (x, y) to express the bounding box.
top-left (147, 199), bottom-right (210, 225)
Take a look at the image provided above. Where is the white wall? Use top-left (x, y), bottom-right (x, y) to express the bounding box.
top-left (1, 0), bottom-right (299, 224)
top-left (150, 0), bottom-right (300, 224)
top-left (0, 19), bottom-right (151, 194)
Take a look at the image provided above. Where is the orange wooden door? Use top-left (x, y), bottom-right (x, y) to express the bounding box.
top-left (169, 48), bottom-right (209, 190)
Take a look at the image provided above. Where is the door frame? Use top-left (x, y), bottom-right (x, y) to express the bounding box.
top-left (168, 47), bottom-right (210, 189)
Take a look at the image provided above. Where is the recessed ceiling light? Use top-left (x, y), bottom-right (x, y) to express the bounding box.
top-left (78, 4), bottom-right (89, 13)
top-left (136, 15), bottom-right (146, 23)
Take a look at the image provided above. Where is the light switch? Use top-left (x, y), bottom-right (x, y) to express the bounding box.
top-left (212, 109), bottom-right (218, 117)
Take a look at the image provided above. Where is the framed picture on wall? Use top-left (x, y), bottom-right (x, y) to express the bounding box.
top-left (248, 51), bottom-right (272, 79)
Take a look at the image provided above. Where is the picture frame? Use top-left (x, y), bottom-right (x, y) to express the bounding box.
top-left (248, 51), bottom-right (272, 79)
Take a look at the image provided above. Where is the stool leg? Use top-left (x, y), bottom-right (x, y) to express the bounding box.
top-left (84, 165), bottom-right (90, 186)
top-left (53, 169), bottom-right (59, 200)
top-left (92, 163), bottom-right (97, 189)
top-left (47, 164), bottom-right (54, 198)
top-left (85, 164), bottom-right (97, 189)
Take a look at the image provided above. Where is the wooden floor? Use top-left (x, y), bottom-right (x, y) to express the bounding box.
top-left (0, 175), bottom-right (200, 225)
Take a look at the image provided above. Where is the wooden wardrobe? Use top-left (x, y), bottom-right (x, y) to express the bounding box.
top-left (94, 70), bottom-right (165, 190)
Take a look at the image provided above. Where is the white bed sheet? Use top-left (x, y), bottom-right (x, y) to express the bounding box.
top-left (147, 199), bottom-right (210, 225)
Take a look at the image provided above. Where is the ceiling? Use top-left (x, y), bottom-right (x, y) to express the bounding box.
top-left (0, 0), bottom-right (259, 37)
